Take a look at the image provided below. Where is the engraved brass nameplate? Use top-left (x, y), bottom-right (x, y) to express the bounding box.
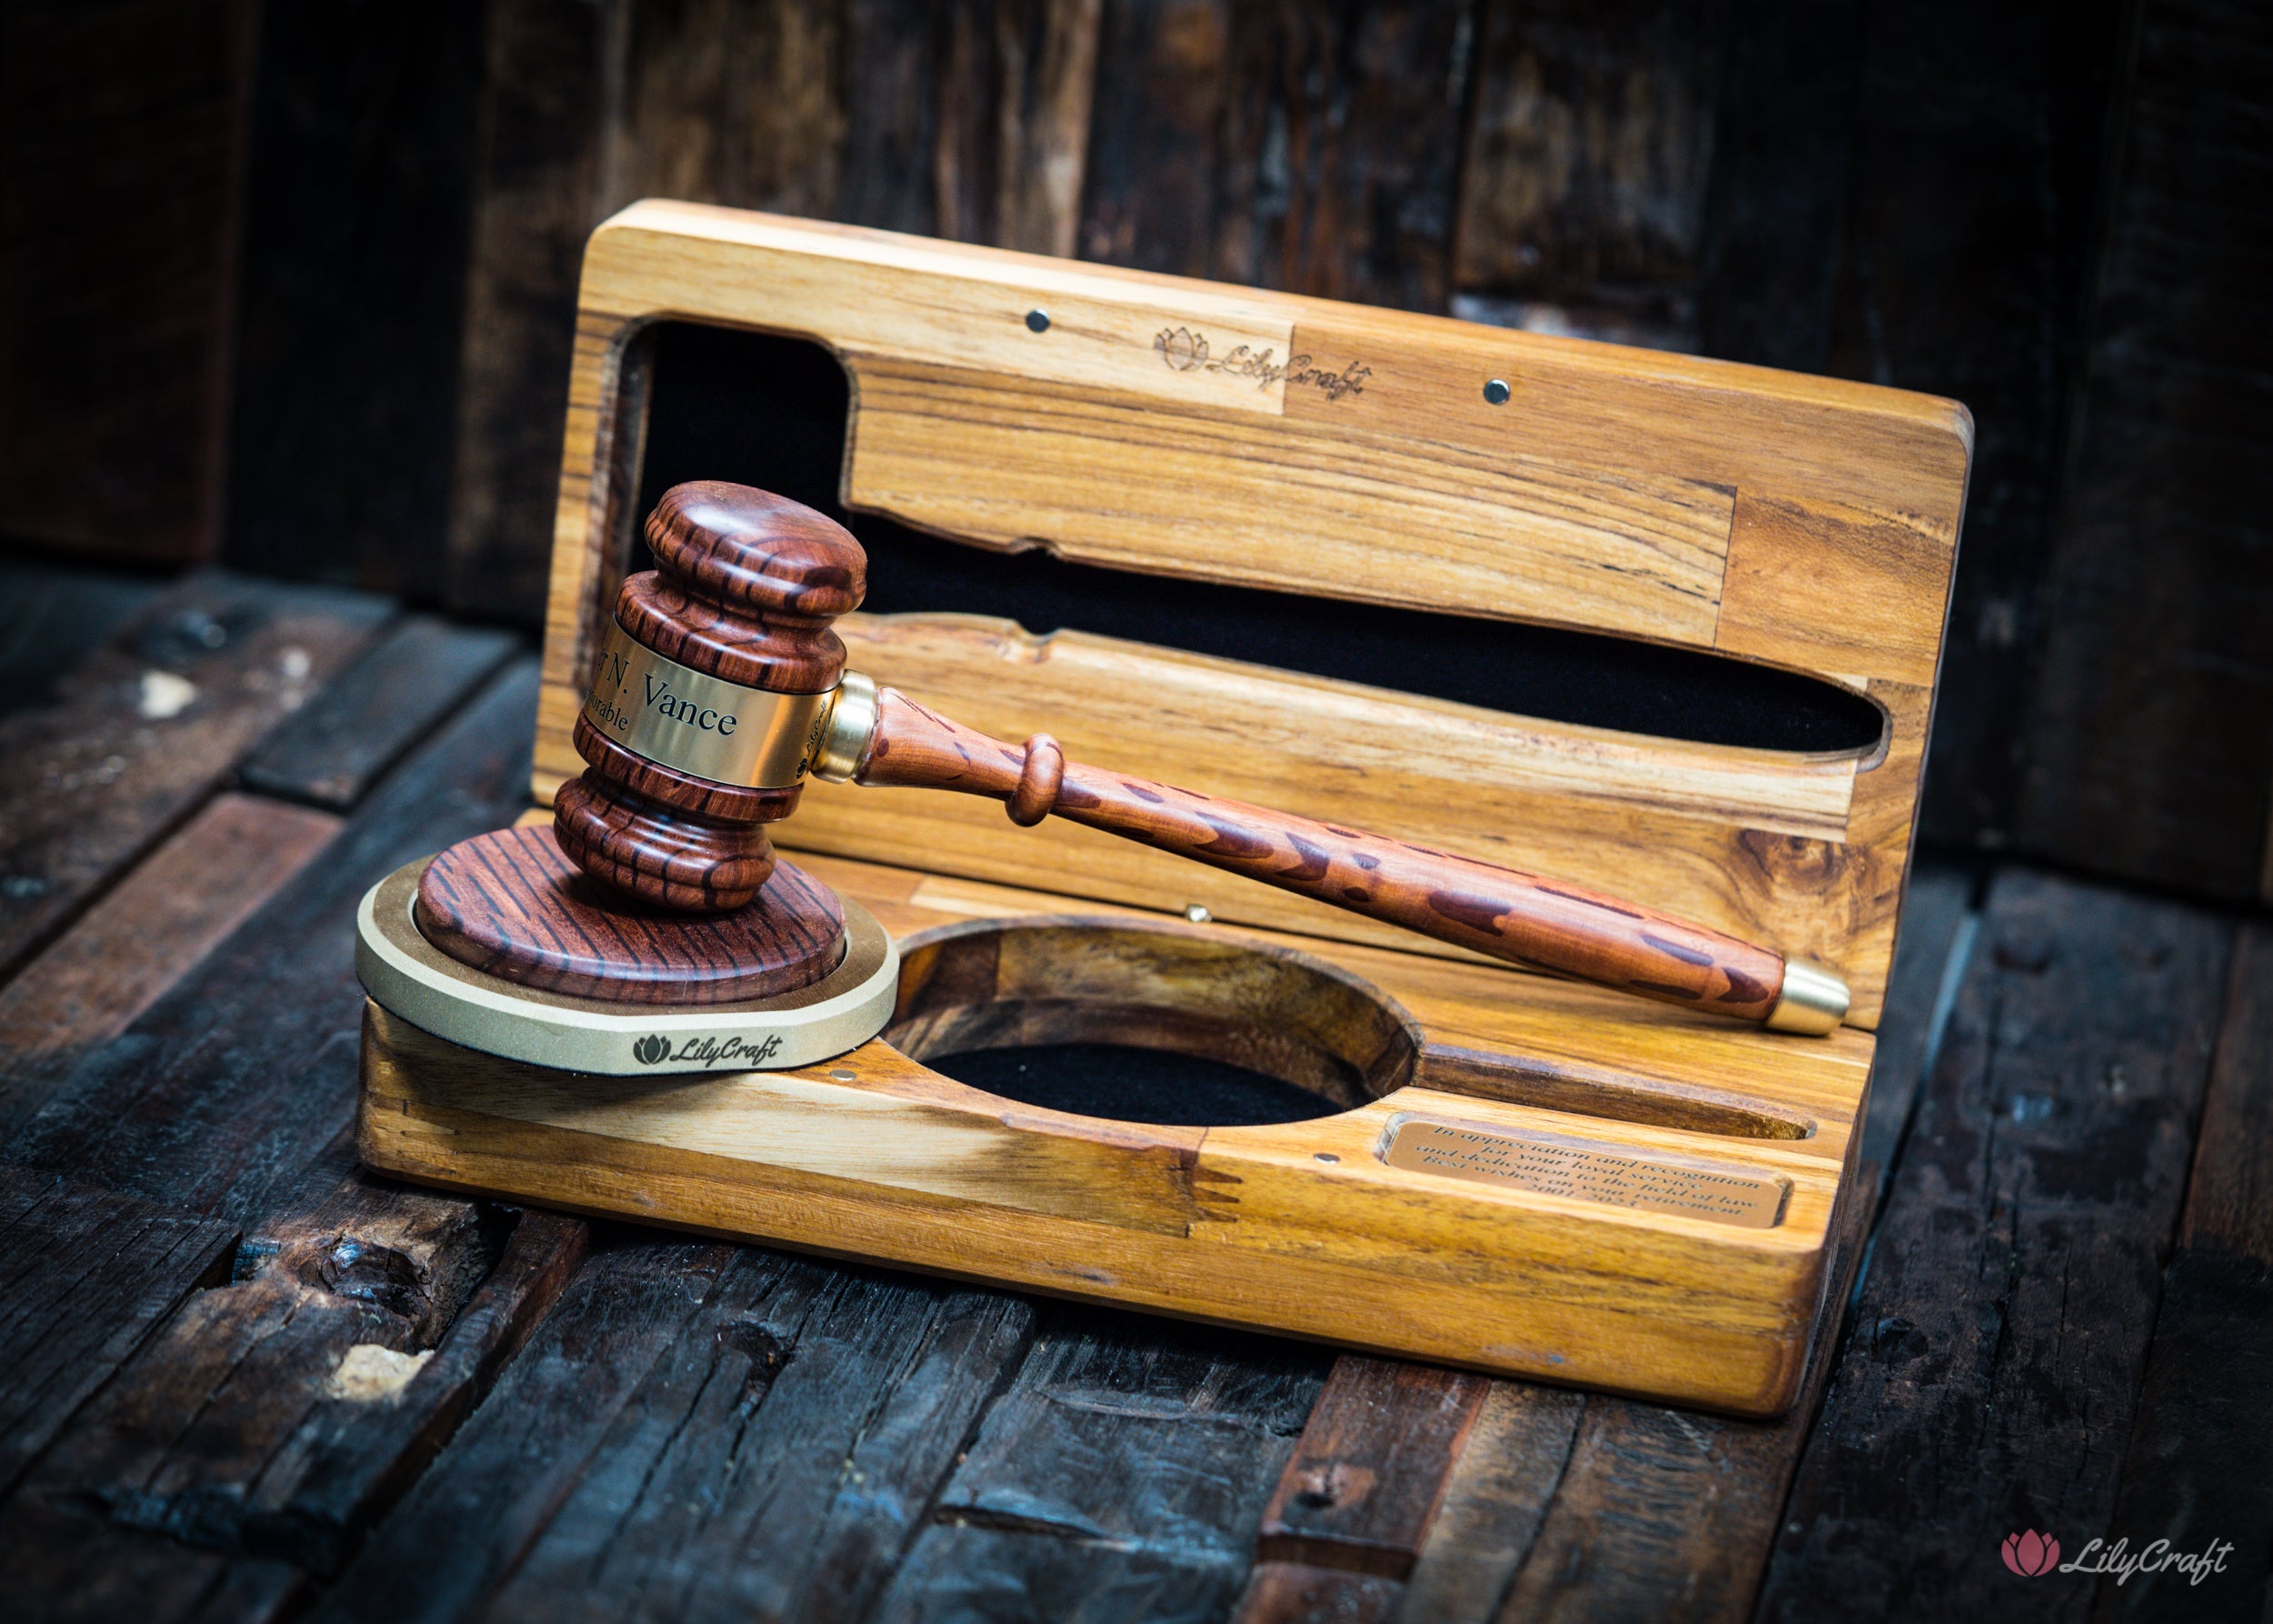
top-left (1383, 1120), bottom-right (1788, 1229)
top-left (583, 621), bottom-right (832, 788)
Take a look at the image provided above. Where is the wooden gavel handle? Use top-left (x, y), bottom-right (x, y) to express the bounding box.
top-left (852, 689), bottom-right (1838, 1028)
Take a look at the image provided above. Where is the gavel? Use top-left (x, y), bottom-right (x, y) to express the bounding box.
top-left (546, 481), bottom-right (1848, 1035)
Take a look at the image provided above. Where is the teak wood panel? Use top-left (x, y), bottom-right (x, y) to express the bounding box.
top-left (536, 202), bottom-right (1970, 1028)
top-left (359, 847), bottom-right (1866, 1416)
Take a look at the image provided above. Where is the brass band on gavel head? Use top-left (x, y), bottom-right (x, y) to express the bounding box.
top-left (582, 619), bottom-right (836, 790)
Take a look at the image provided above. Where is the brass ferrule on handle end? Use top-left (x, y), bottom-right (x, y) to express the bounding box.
top-left (807, 670), bottom-right (878, 783)
top-left (1764, 957), bottom-right (1849, 1035)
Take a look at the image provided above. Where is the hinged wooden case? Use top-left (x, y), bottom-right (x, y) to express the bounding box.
top-left (358, 202), bottom-right (1968, 1415)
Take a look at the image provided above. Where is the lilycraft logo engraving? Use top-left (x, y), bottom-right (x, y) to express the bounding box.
top-left (632, 1033), bottom-right (784, 1068)
top-left (1153, 326), bottom-right (1370, 401)
top-left (2001, 1531), bottom-right (2059, 1578)
top-left (1998, 1529), bottom-right (2235, 1587)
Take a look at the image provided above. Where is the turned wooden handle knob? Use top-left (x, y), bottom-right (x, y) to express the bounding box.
top-left (556, 482), bottom-right (868, 912)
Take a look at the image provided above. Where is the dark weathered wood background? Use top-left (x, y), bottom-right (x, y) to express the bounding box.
top-left (3, 0), bottom-right (2268, 905)
top-left (3, 5), bottom-right (2272, 1620)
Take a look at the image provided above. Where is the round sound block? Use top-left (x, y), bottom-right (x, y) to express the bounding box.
top-left (415, 826), bottom-right (843, 1005)
top-left (355, 857), bottom-right (897, 1076)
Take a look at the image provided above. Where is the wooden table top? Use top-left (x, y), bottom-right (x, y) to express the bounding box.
top-left (0, 563), bottom-right (2263, 1623)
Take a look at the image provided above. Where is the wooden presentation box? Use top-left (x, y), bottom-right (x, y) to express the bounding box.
top-left (357, 203), bottom-right (1969, 1417)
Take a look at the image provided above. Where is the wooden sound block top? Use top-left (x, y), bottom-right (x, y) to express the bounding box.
top-left (414, 826), bottom-right (846, 1006)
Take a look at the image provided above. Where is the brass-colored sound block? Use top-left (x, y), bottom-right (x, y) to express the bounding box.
top-left (355, 857), bottom-right (898, 1075)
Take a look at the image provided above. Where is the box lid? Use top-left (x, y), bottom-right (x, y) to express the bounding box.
top-left (535, 202), bottom-right (1970, 1028)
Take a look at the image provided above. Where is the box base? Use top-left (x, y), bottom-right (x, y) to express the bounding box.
top-left (359, 939), bottom-right (1854, 1416)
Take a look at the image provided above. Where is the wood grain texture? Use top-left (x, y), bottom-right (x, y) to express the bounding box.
top-left (1454, 0), bottom-right (1721, 351)
top-left (621, 480), bottom-right (865, 693)
top-left (0, 659), bottom-right (601, 1609)
top-left (767, 617), bottom-right (1891, 1017)
top-left (471, 1255), bottom-right (1034, 1624)
top-left (1756, 868), bottom-right (2231, 1622)
top-left (936, 0), bottom-right (1103, 256)
top-left (1248, 1357), bottom-right (1490, 1580)
top-left (2086, 921), bottom-right (2273, 1621)
top-left (0, 572), bottom-right (389, 985)
top-left (856, 686), bottom-right (1797, 1023)
top-left (3, 659), bottom-right (540, 1227)
top-left (1080, 0), bottom-right (1471, 313)
top-left (869, 1308), bottom-right (1326, 1621)
top-left (887, 915), bottom-right (1421, 1108)
top-left (841, 357), bottom-right (1737, 641)
top-left (0, 794), bottom-right (338, 1064)
top-left (305, 1237), bottom-right (745, 1624)
top-left (361, 887), bottom-right (1859, 1415)
top-left (237, 617), bottom-right (521, 810)
top-left (552, 772), bottom-right (781, 914)
top-left (0, 1168), bottom-right (240, 1497)
top-left (1392, 1383), bottom-right (1585, 1621)
top-left (446, 0), bottom-right (1106, 621)
top-left (1467, 1179), bottom-right (1871, 1623)
top-left (415, 826), bottom-right (845, 1005)
top-left (1823, 0), bottom-right (2127, 857)
top-left (2014, 0), bottom-right (2273, 903)
top-left (2182, 923), bottom-right (2273, 1263)
top-left (536, 206), bottom-right (1968, 1031)
top-left (0, 1150), bottom-right (585, 1585)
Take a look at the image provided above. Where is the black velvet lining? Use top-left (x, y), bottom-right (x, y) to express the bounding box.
top-left (923, 1042), bottom-right (1342, 1128)
top-left (633, 323), bottom-right (1883, 754)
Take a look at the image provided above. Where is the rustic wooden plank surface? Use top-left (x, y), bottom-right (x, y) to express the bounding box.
top-left (0, 561), bottom-right (166, 723)
top-left (1248, 1358), bottom-right (1490, 1581)
top-left (2014, 0), bottom-right (2273, 903)
top-left (476, 1259), bottom-right (1034, 1624)
top-left (1855, 862), bottom-right (1976, 1170)
top-left (236, 617), bottom-right (520, 810)
top-left (0, 1148), bottom-right (574, 1569)
top-left (0, 571), bottom-right (389, 985)
top-left (1755, 867), bottom-right (2231, 1621)
top-left (2088, 921), bottom-right (2273, 1622)
top-left (0, 1168), bottom-right (240, 1496)
top-left (0, 657), bottom-right (605, 1617)
top-left (1841, 0), bottom-right (2128, 856)
top-left (1079, 0), bottom-right (1470, 310)
top-left (1454, 0), bottom-right (1721, 350)
top-left (1, 658), bottom-right (536, 1222)
top-left (871, 1307), bottom-right (1327, 1622)
top-left (309, 1236), bottom-right (744, 1624)
top-left (1394, 1383), bottom-right (1586, 1622)
top-left (1231, 1357), bottom-right (1489, 1623)
top-left (0, 793), bottom-right (340, 1090)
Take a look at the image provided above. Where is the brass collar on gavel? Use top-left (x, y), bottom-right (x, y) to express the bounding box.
top-left (581, 620), bottom-right (838, 789)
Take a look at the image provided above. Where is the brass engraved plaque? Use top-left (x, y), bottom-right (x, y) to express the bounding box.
top-left (583, 621), bottom-right (832, 788)
top-left (1383, 1119), bottom-right (1788, 1229)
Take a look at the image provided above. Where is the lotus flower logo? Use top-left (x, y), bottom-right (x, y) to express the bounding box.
top-left (632, 1034), bottom-right (672, 1066)
top-left (1155, 326), bottom-right (1208, 371)
top-left (2002, 1530), bottom-right (2060, 1577)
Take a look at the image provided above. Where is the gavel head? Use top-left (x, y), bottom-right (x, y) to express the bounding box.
top-left (555, 482), bottom-right (869, 913)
